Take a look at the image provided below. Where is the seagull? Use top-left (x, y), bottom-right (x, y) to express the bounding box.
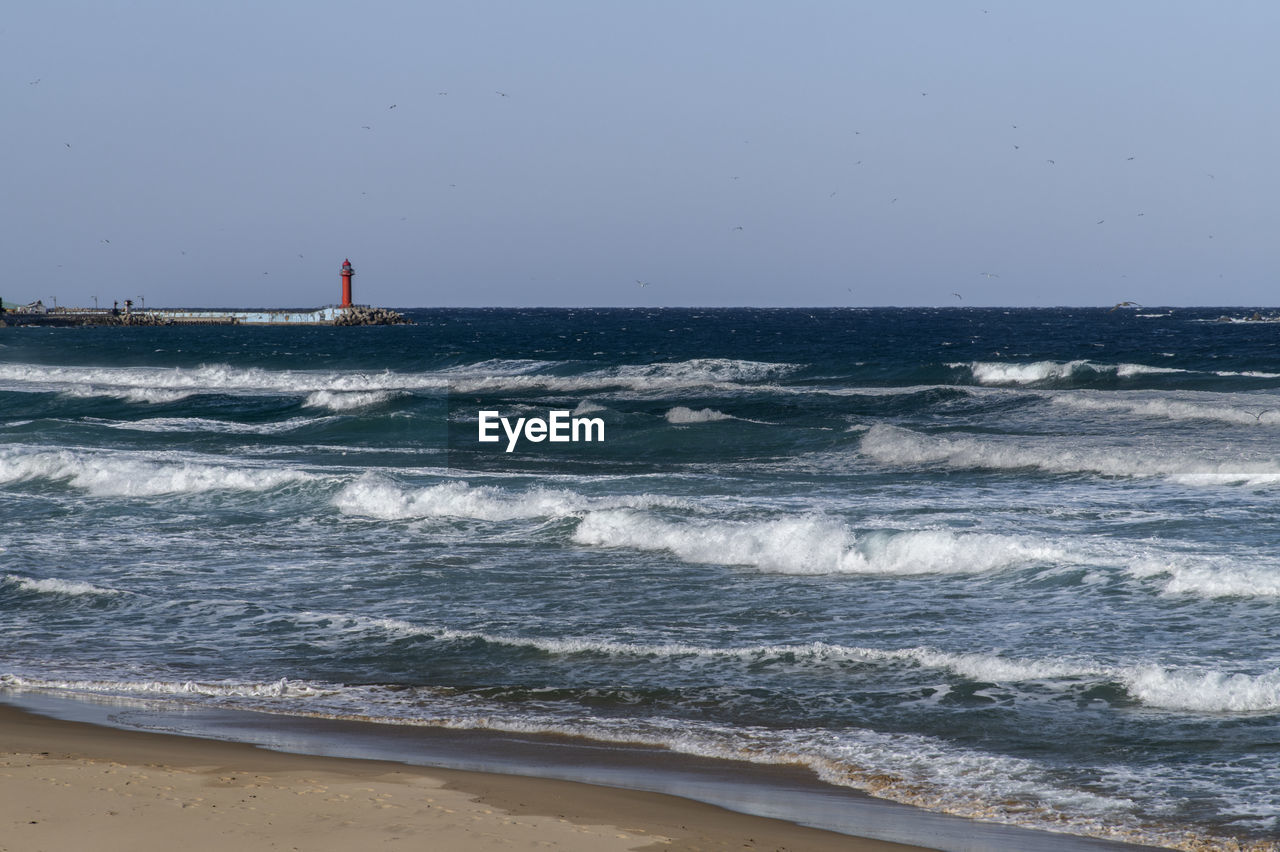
top-left (495, 91), bottom-right (508, 97)
top-left (979, 272), bottom-right (999, 278)
top-left (636, 280), bottom-right (649, 288)
top-left (1109, 301), bottom-right (1141, 312)
top-left (732, 225), bottom-right (743, 231)
top-left (952, 292), bottom-right (963, 300)
top-left (1046, 159), bottom-right (1055, 165)
top-left (388, 104), bottom-right (397, 109)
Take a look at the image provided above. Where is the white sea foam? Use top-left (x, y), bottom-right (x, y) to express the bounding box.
top-left (571, 400), bottom-right (608, 415)
top-left (63, 386), bottom-right (196, 404)
top-left (335, 613), bottom-right (1280, 718)
top-left (303, 390), bottom-right (400, 411)
top-left (955, 360), bottom-right (1189, 386)
top-left (334, 476), bottom-right (687, 522)
top-left (0, 673), bottom-right (331, 699)
top-left (1052, 393), bottom-right (1280, 426)
top-left (0, 447), bottom-right (315, 497)
top-left (1127, 558), bottom-right (1280, 598)
top-left (0, 642), bottom-right (1266, 849)
top-left (860, 423), bottom-right (1280, 483)
top-left (0, 358), bottom-right (799, 401)
top-left (2, 574), bottom-right (123, 597)
top-left (446, 357), bottom-right (799, 395)
top-left (97, 415), bottom-right (330, 434)
top-left (572, 509), bottom-right (1064, 575)
top-left (665, 406), bottom-right (734, 424)
top-left (1122, 666), bottom-right (1280, 713)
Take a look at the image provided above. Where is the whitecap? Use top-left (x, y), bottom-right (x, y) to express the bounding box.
top-left (572, 509), bottom-right (1064, 575)
top-left (2, 574), bottom-right (123, 597)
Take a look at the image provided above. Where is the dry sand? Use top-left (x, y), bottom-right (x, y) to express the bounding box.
top-left (0, 704), bottom-right (928, 851)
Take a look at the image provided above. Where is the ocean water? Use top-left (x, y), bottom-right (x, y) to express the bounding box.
top-left (3, 307), bottom-right (1280, 850)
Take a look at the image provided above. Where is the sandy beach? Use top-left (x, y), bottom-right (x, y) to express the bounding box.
top-left (0, 703), bottom-right (927, 852)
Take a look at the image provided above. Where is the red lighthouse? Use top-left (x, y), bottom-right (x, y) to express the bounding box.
top-left (340, 259), bottom-right (354, 308)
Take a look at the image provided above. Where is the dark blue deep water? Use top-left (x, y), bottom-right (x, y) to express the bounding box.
top-left (4, 307), bottom-right (1280, 849)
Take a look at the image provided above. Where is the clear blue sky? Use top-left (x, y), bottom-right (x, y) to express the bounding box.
top-left (5, 1), bottom-right (1278, 308)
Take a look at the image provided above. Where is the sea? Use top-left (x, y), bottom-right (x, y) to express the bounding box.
top-left (3, 306), bottom-right (1280, 850)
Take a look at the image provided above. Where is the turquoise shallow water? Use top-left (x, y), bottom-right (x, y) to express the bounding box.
top-left (3, 307), bottom-right (1280, 849)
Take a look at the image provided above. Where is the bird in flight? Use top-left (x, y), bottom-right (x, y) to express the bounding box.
top-left (952, 292), bottom-right (963, 300)
top-left (979, 272), bottom-right (999, 278)
top-left (1109, 301), bottom-right (1141, 312)
top-left (495, 91), bottom-right (508, 97)
top-left (636, 280), bottom-right (650, 288)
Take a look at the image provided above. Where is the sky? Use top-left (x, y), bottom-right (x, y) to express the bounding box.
top-left (5, 1), bottom-right (1278, 308)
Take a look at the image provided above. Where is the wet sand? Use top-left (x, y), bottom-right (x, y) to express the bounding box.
top-left (0, 703), bottom-right (926, 851)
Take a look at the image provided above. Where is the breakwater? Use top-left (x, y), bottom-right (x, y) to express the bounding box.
top-left (0, 304), bottom-right (412, 327)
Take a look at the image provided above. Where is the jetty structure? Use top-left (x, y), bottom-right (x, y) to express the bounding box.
top-left (0, 259), bottom-right (412, 327)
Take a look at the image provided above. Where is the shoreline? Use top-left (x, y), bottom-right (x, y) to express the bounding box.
top-left (1, 691), bottom-right (1165, 852)
top-left (0, 699), bottom-right (917, 852)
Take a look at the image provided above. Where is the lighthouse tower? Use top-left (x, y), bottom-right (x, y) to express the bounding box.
top-left (340, 259), bottom-right (354, 308)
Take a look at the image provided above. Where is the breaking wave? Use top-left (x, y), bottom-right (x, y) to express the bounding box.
top-left (2, 574), bottom-right (124, 598)
top-left (1123, 667), bottom-right (1280, 713)
top-left (0, 358), bottom-right (799, 401)
top-left (1128, 558), bottom-right (1280, 598)
top-left (859, 424), bottom-right (1280, 484)
top-left (0, 673), bottom-right (331, 699)
top-left (0, 447), bottom-right (316, 497)
top-left (334, 476), bottom-right (688, 522)
top-left (1051, 393), bottom-right (1280, 426)
top-left (954, 360), bottom-right (1188, 386)
top-left (62, 386), bottom-right (196, 404)
top-left (665, 406), bottom-right (734, 424)
top-left (572, 509), bottom-right (1065, 575)
top-left (303, 390), bottom-right (402, 411)
top-left (97, 415), bottom-right (330, 434)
